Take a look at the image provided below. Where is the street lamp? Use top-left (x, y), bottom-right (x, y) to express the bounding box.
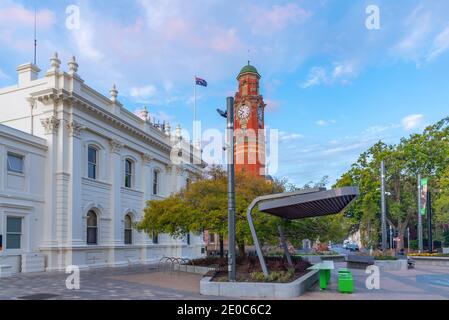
top-left (217, 97), bottom-right (236, 282)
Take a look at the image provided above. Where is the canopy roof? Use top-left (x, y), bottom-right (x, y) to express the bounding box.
top-left (257, 186), bottom-right (359, 220)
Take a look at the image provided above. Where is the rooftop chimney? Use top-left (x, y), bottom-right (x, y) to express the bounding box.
top-left (17, 63), bottom-right (41, 85)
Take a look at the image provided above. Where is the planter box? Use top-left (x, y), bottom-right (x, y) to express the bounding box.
top-left (21, 253), bottom-right (45, 273)
top-left (374, 259), bottom-right (408, 271)
top-left (298, 254), bottom-right (345, 264)
top-left (200, 270), bottom-right (319, 298)
top-left (409, 256), bottom-right (449, 267)
top-left (0, 265), bottom-right (13, 278)
top-left (173, 264), bottom-right (215, 275)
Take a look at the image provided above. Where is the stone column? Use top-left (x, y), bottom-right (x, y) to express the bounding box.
top-left (40, 115), bottom-right (61, 270)
top-left (140, 153), bottom-right (154, 263)
top-left (66, 120), bottom-right (85, 248)
top-left (108, 139), bottom-right (123, 266)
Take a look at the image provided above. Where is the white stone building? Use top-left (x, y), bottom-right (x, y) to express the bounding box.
top-left (0, 54), bottom-right (205, 276)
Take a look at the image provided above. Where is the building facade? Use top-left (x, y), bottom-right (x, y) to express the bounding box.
top-left (0, 54), bottom-right (205, 275)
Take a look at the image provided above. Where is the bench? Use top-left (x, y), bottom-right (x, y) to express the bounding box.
top-left (346, 254), bottom-right (374, 269)
top-left (307, 261), bottom-right (334, 290)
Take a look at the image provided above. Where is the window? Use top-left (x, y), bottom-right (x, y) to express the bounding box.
top-left (87, 146), bottom-right (98, 179)
top-left (209, 233), bottom-right (215, 243)
top-left (87, 211), bottom-right (98, 245)
top-left (153, 170), bottom-right (159, 195)
top-left (7, 153), bottom-right (24, 174)
top-left (125, 159), bottom-right (133, 188)
top-left (186, 178), bottom-right (191, 189)
top-left (124, 214), bottom-right (132, 245)
top-left (6, 217), bottom-right (22, 249)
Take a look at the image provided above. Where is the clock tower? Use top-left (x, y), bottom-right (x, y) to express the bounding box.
top-left (234, 62), bottom-right (266, 176)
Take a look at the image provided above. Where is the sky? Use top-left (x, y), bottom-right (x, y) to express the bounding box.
top-left (0, 0), bottom-right (449, 187)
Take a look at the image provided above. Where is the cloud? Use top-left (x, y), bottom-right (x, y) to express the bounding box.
top-left (302, 61), bottom-right (358, 88)
top-left (129, 85), bottom-right (158, 101)
top-left (316, 119), bottom-right (336, 126)
top-left (0, 3), bottom-right (55, 28)
top-left (0, 68), bottom-right (9, 79)
top-left (401, 114), bottom-right (424, 130)
top-left (248, 3), bottom-right (311, 35)
top-left (393, 4), bottom-right (449, 65)
top-left (279, 131), bottom-right (304, 141)
top-left (302, 66), bottom-right (327, 88)
top-left (427, 25), bottom-right (449, 61)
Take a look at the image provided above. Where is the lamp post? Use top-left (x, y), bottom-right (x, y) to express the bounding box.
top-left (381, 161), bottom-right (387, 251)
top-left (417, 173), bottom-right (423, 253)
top-left (217, 97), bottom-right (236, 282)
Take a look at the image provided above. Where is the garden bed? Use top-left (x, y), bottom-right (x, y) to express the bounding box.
top-left (187, 256), bottom-right (311, 283)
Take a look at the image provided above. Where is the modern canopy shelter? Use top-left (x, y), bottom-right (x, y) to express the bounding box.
top-left (247, 186), bottom-right (359, 277)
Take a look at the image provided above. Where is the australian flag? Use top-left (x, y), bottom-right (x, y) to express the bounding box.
top-left (195, 77), bottom-right (208, 87)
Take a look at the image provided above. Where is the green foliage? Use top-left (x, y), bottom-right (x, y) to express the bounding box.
top-left (334, 117), bottom-right (449, 249)
top-left (250, 268), bottom-right (295, 283)
top-left (138, 165), bottom-right (347, 249)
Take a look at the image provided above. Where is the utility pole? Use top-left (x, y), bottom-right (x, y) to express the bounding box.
top-left (389, 225), bottom-right (393, 250)
top-left (427, 190), bottom-right (433, 253)
top-left (417, 174), bottom-right (423, 253)
top-left (407, 227), bottom-right (410, 254)
top-left (381, 161), bottom-right (387, 251)
top-left (219, 97), bottom-right (236, 282)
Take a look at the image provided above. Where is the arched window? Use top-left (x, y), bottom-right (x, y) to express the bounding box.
top-left (87, 211), bottom-right (98, 245)
top-left (87, 146), bottom-right (98, 179)
top-left (125, 158), bottom-right (133, 188)
top-left (124, 214), bottom-right (132, 245)
top-left (153, 170), bottom-right (160, 195)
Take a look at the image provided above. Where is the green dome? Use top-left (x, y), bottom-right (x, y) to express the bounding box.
top-left (237, 62), bottom-right (260, 78)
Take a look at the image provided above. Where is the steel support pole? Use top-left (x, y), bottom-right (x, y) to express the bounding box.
top-left (247, 200), bottom-right (269, 277)
top-left (381, 161), bottom-right (387, 251)
top-left (278, 225), bottom-right (293, 268)
top-left (417, 174), bottom-right (423, 253)
top-left (226, 97), bottom-right (236, 282)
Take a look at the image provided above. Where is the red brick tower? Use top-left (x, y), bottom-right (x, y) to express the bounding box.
top-left (234, 62), bottom-right (266, 176)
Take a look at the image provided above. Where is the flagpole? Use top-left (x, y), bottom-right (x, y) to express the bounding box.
top-left (193, 75), bottom-right (197, 149)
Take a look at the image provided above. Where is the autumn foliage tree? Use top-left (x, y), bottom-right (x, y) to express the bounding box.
top-left (138, 166), bottom-right (348, 256)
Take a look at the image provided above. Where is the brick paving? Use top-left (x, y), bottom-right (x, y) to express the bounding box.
top-left (297, 262), bottom-right (449, 300)
top-left (1, 262), bottom-right (448, 300)
top-left (0, 265), bottom-right (215, 300)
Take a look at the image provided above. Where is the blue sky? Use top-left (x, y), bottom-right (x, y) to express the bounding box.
top-left (1, 0), bottom-right (449, 186)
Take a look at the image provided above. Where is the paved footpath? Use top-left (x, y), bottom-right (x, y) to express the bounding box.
top-left (0, 265), bottom-right (216, 300)
top-left (1, 263), bottom-right (448, 300)
top-left (298, 262), bottom-right (449, 300)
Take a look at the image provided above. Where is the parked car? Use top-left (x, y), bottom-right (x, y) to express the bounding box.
top-left (346, 243), bottom-right (360, 252)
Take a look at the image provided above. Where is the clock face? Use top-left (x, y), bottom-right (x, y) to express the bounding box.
top-left (238, 105), bottom-right (250, 121)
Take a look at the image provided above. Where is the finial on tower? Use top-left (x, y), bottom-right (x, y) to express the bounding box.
top-left (175, 124), bottom-right (182, 140)
top-left (50, 52), bottom-right (61, 70)
top-left (110, 84), bottom-right (118, 102)
top-left (68, 56), bottom-right (79, 74)
top-left (140, 106), bottom-right (149, 122)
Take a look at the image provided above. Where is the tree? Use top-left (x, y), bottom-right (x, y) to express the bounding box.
top-left (138, 166), bottom-right (348, 256)
top-left (335, 117), bottom-right (449, 250)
